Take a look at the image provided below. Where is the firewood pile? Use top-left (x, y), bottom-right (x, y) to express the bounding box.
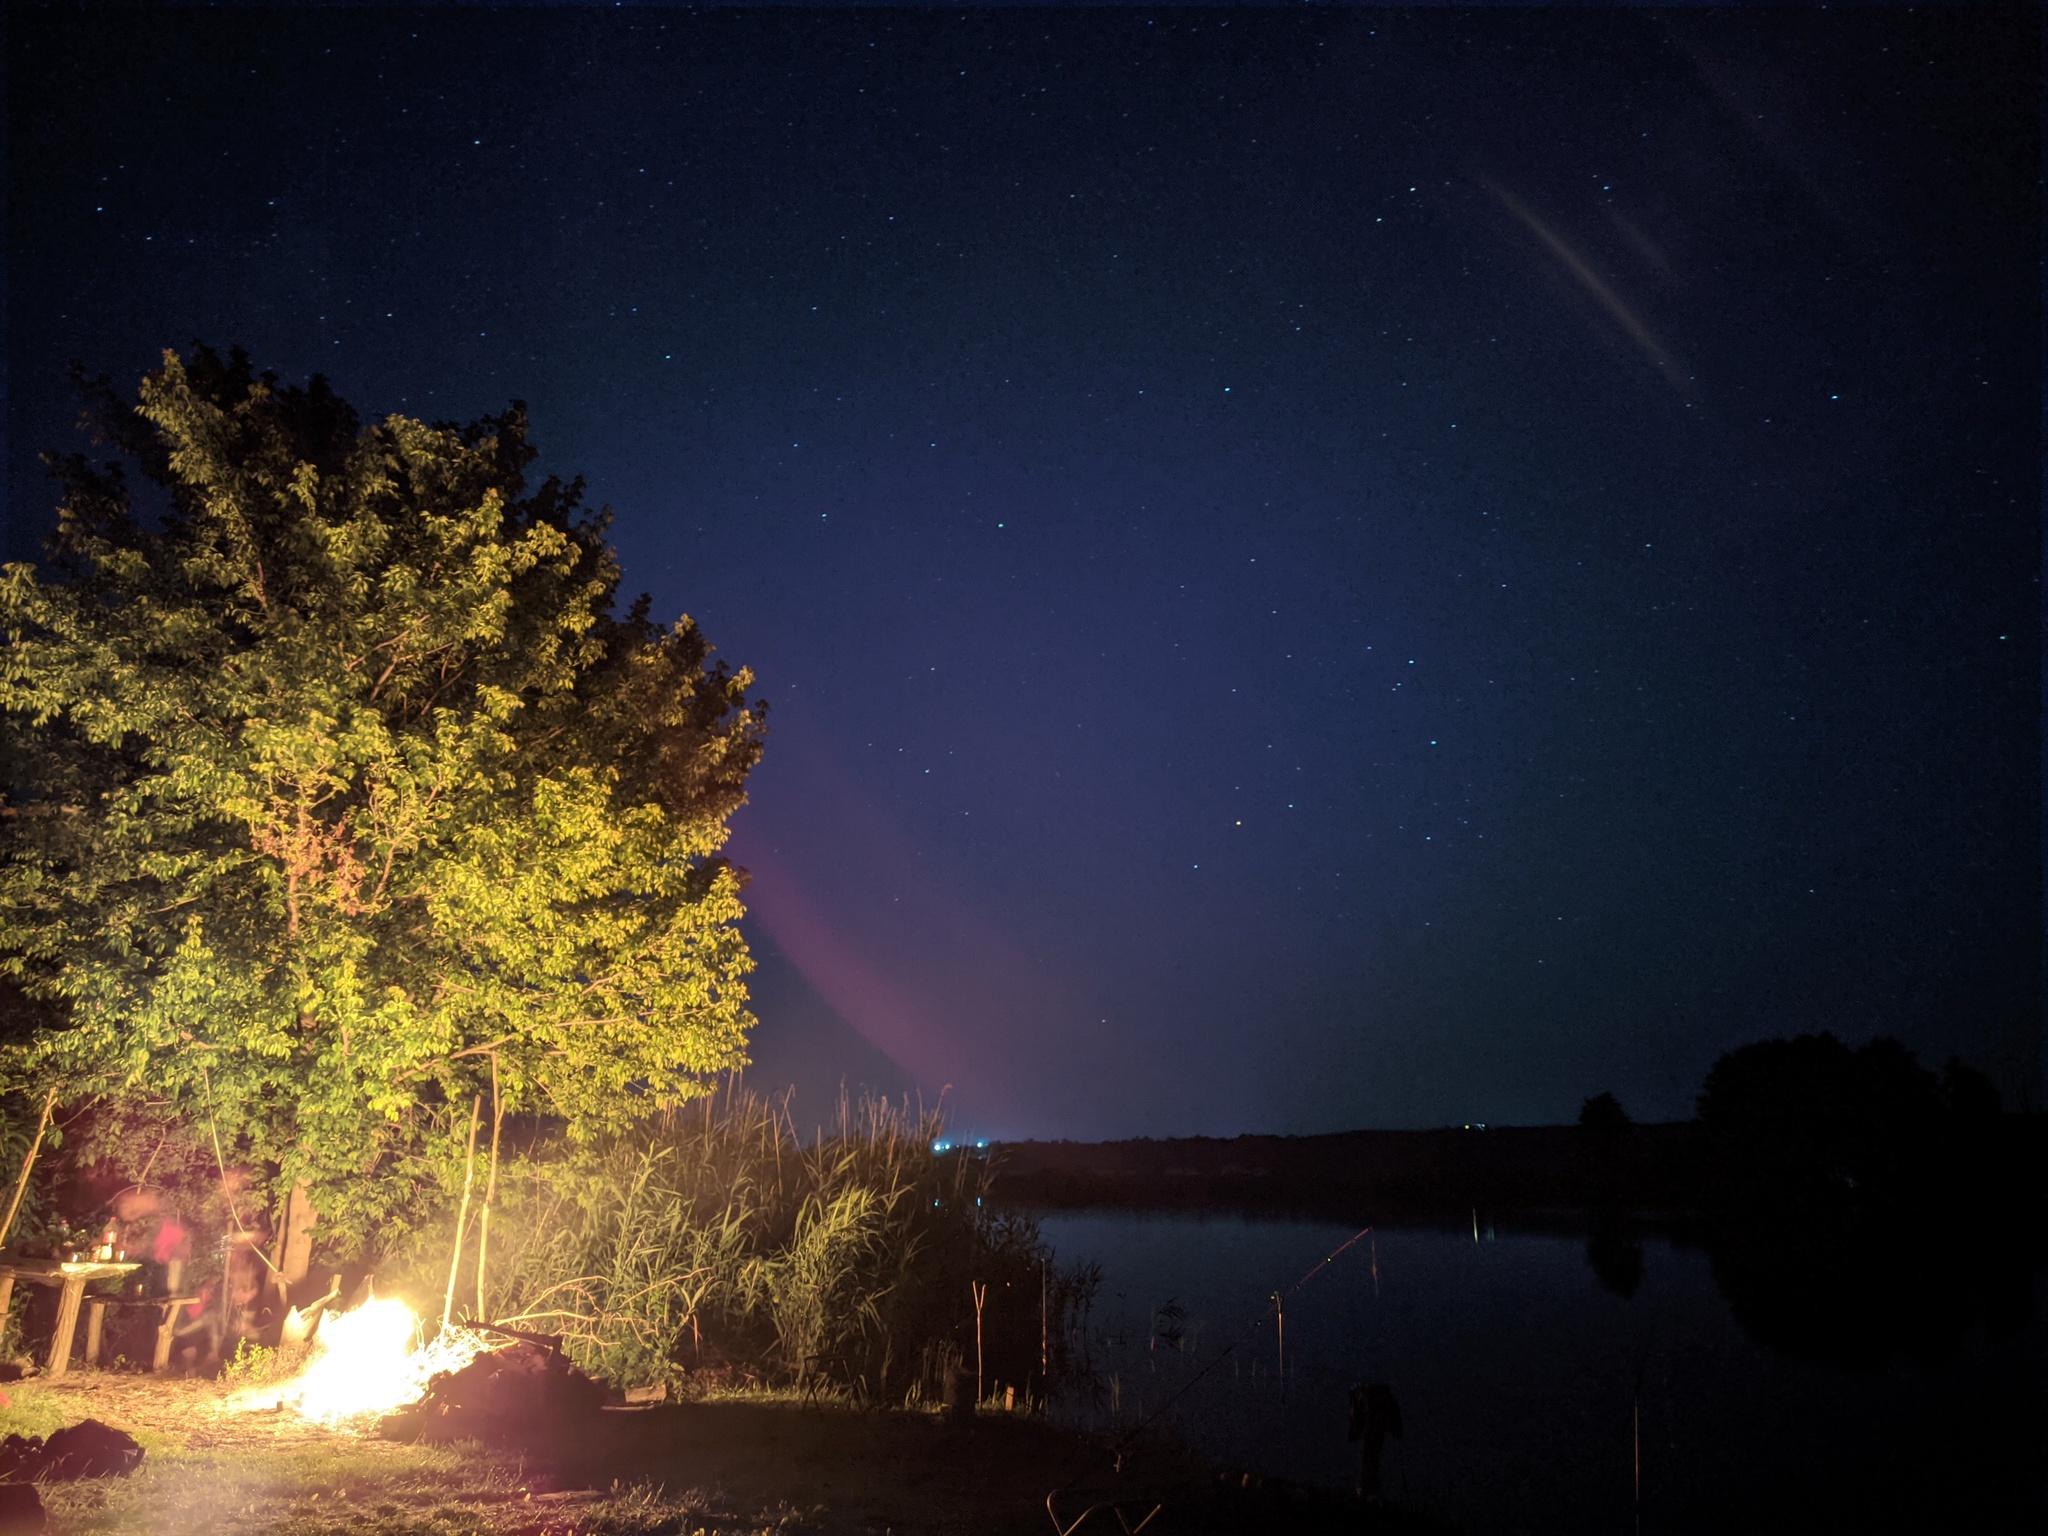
top-left (379, 1337), bottom-right (606, 1442)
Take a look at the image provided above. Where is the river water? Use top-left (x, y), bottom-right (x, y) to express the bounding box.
top-left (1039, 1212), bottom-right (2042, 1534)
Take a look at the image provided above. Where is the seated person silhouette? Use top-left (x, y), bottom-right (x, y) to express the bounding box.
top-left (1347, 1381), bottom-right (1404, 1501)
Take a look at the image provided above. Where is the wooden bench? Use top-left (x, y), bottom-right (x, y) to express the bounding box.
top-left (84, 1292), bottom-right (205, 1372)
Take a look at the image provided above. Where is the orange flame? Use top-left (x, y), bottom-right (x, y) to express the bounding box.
top-left (231, 1297), bottom-right (487, 1426)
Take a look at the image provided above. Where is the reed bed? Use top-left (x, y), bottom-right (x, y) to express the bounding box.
top-left (393, 1087), bottom-right (1095, 1406)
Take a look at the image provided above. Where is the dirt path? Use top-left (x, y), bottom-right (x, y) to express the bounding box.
top-left (8, 1373), bottom-right (347, 1451)
top-left (0, 1375), bottom-right (1429, 1534)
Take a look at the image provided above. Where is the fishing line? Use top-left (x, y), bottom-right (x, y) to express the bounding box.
top-left (1051, 1223), bottom-right (1374, 1498)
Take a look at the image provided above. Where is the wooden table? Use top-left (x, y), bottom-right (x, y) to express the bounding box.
top-left (0, 1258), bottom-right (142, 1378)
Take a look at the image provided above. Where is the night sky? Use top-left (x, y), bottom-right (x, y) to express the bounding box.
top-left (7, 6), bottom-right (2039, 1139)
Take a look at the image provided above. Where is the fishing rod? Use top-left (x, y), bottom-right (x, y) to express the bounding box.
top-left (1046, 1222), bottom-right (1376, 1521)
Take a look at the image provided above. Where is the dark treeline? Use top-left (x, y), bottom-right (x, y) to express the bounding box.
top-left (986, 1115), bottom-right (2043, 1224)
top-left (986, 1037), bottom-right (2036, 1220)
top-left (986, 1121), bottom-right (1705, 1219)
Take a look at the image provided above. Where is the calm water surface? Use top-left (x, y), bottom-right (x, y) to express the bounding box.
top-left (1039, 1213), bottom-right (2042, 1534)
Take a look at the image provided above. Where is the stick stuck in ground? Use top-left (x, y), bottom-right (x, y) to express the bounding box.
top-left (441, 1094), bottom-right (484, 1334)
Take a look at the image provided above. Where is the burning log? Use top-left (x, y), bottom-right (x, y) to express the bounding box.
top-left (230, 1294), bottom-right (604, 1439)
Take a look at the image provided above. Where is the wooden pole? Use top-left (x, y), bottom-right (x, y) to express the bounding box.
top-left (440, 1094), bottom-right (483, 1334)
top-left (475, 1055), bottom-right (503, 1321)
top-left (972, 1280), bottom-right (987, 1407)
top-left (1273, 1292), bottom-right (1285, 1401)
top-left (1633, 1390), bottom-right (1642, 1536)
top-left (0, 1087), bottom-right (58, 1251)
top-left (1039, 1259), bottom-right (1049, 1391)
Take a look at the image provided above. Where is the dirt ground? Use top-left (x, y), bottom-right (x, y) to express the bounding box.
top-left (0, 1373), bottom-right (1432, 1536)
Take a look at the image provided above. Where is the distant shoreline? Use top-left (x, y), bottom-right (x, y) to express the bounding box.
top-left (984, 1122), bottom-right (1708, 1221)
top-left (982, 1117), bottom-right (2046, 1223)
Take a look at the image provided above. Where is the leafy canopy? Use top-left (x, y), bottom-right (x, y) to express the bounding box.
top-left (0, 347), bottom-right (766, 1246)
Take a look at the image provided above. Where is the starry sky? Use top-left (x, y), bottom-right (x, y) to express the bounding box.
top-left (6, 6), bottom-right (2039, 1138)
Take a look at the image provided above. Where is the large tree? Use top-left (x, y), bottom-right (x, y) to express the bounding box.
top-left (0, 347), bottom-right (766, 1247)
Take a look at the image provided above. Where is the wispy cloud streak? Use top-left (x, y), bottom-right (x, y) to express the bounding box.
top-left (1481, 178), bottom-right (1695, 400)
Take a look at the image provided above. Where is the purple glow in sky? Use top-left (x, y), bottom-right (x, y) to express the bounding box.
top-left (8, 7), bottom-right (2038, 1135)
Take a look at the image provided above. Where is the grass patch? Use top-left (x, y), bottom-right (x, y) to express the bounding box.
top-left (0, 1375), bottom-right (1439, 1535)
top-left (0, 1381), bottom-right (81, 1442)
top-left (43, 1441), bottom-right (521, 1536)
top-left (29, 1432), bottom-right (779, 1536)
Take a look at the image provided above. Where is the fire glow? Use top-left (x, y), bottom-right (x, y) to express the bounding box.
top-left (231, 1297), bottom-right (488, 1426)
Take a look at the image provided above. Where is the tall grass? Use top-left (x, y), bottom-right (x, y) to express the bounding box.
top-left (392, 1087), bottom-right (1094, 1405)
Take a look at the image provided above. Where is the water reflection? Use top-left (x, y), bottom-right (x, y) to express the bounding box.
top-left (1043, 1209), bottom-right (2042, 1534)
top-left (1584, 1211), bottom-right (1644, 1300)
top-left (1693, 1035), bottom-right (2044, 1366)
top-left (1029, 1042), bottom-right (2042, 1527)
top-left (1696, 1188), bottom-right (2041, 1368)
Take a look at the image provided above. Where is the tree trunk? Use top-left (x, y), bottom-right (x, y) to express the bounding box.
top-left (268, 1179), bottom-right (317, 1308)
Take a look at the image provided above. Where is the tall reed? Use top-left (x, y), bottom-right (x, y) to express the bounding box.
top-left (393, 1086), bottom-right (1095, 1404)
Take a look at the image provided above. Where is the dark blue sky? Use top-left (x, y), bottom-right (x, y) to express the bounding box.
top-left (7, 6), bottom-right (2038, 1137)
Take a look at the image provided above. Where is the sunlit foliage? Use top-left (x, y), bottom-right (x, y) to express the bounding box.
top-left (0, 346), bottom-right (766, 1248)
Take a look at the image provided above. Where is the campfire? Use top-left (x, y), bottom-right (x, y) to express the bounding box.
top-left (230, 1297), bottom-right (489, 1426)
